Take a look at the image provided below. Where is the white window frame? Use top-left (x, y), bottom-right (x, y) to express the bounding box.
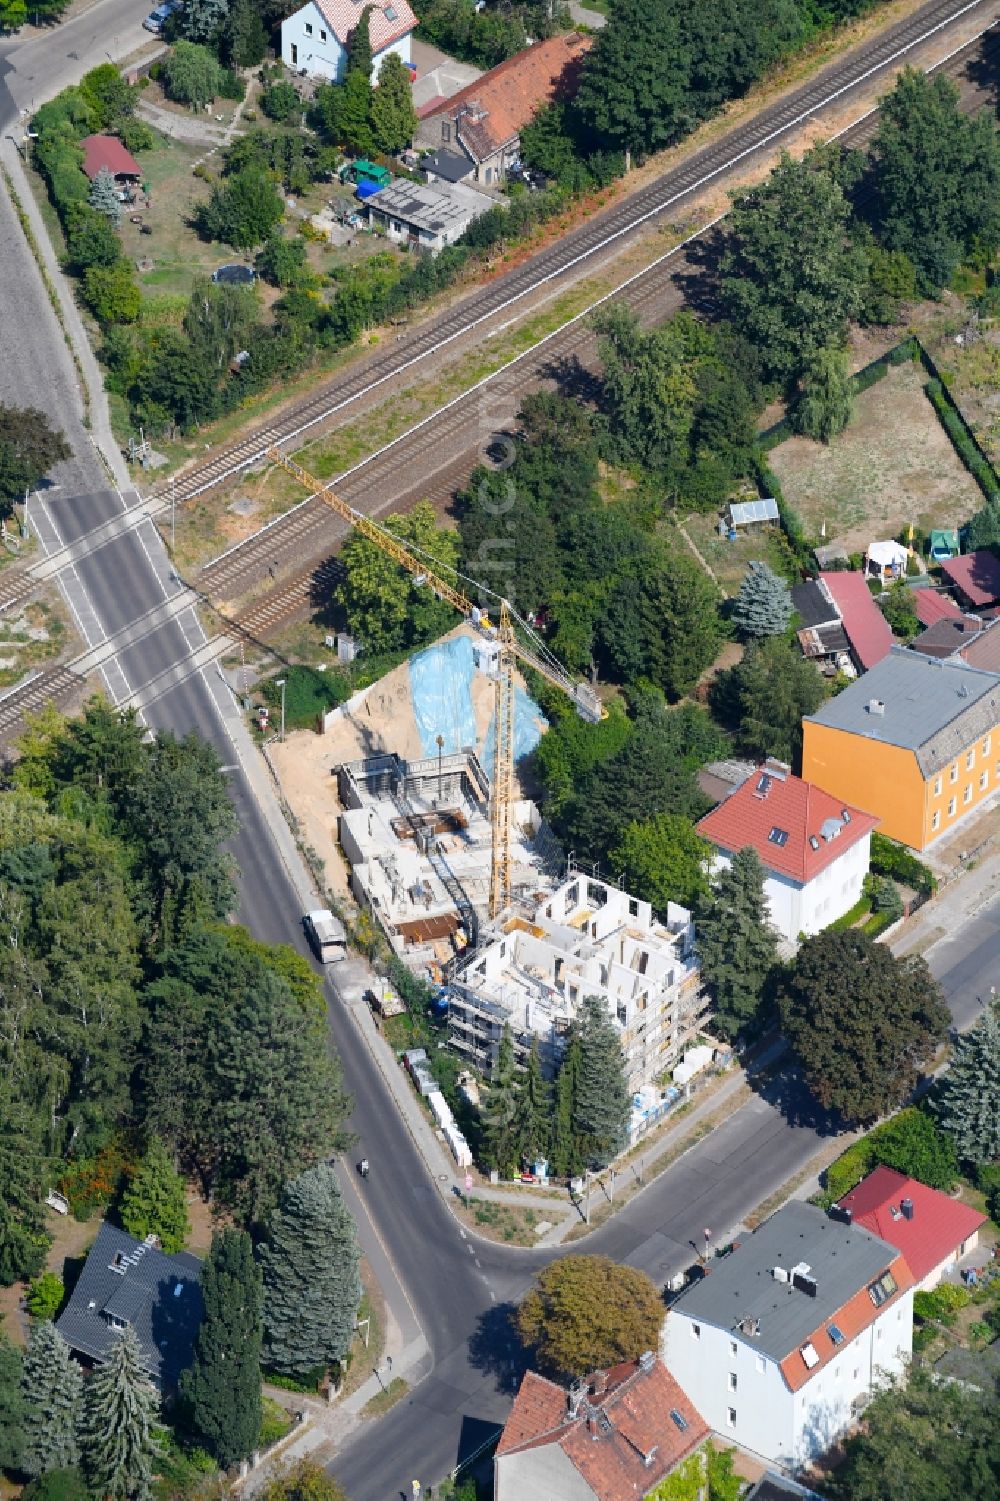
top-left (948, 797), bottom-right (957, 817)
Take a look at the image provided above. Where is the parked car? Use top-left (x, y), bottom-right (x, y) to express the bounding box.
top-left (143, 1), bottom-right (178, 33)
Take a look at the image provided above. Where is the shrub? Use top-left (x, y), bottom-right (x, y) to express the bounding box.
top-left (261, 80), bottom-right (300, 122)
top-left (870, 833), bottom-right (936, 896)
top-left (260, 665), bottom-right (349, 729)
top-left (913, 1283), bottom-right (969, 1324)
top-left (26, 1271), bottom-right (65, 1320)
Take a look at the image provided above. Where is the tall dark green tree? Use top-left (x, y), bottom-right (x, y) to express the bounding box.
top-left (574, 996), bottom-right (630, 1168)
top-left (0, 1081), bottom-right (50, 1286)
top-left (0, 1333), bottom-right (26, 1474)
top-left (260, 1164), bottom-right (362, 1380)
top-left (780, 930), bottom-right (950, 1123)
top-left (481, 1025), bottom-right (519, 1176)
top-left (711, 636), bottom-right (828, 765)
top-left (600, 551), bottom-right (722, 699)
top-left (119, 1137), bottom-right (189, 1254)
top-left (550, 1027), bottom-right (582, 1178)
top-left (576, 0), bottom-right (691, 159)
top-left (371, 52), bottom-right (417, 154)
top-left (20, 1322), bottom-right (82, 1479)
top-left (78, 1326), bottom-right (159, 1501)
top-left (182, 1229), bottom-right (262, 1467)
top-left (936, 1001), bottom-right (1000, 1166)
top-left (696, 847), bottom-right (779, 1039)
top-left (224, 0), bottom-right (267, 68)
top-left (346, 4), bottom-right (374, 78)
top-left (720, 152), bottom-right (866, 386)
top-left (875, 68), bottom-right (1000, 292)
top-left (791, 341), bottom-right (854, 441)
top-left (511, 1039), bottom-right (551, 1168)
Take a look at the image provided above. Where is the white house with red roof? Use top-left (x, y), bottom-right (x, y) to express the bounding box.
top-left (663, 1202), bottom-right (914, 1470)
top-left (695, 761), bottom-right (877, 944)
top-left (494, 1355), bottom-right (708, 1501)
top-left (838, 1167), bottom-right (987, 1292)
top-left (281, 0), bottom-right (415, 84)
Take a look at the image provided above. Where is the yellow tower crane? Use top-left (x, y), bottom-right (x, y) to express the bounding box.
top-left (267, 447), bottom-right (603, 918)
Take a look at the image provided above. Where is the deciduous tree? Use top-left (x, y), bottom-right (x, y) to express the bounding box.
top-left (731, 560), bottom-right (793, 639)
top-left (0, 405), bottom-right (71, 512)
top-left (780, 930), bottom-right (950, 1123)
top-left (711, 636), bottom-right (827, 764)
top-left (791, 342), bottom-right (853, 442)
top-left (339, 501), bottom-right (460, 654)
top-left (20, 1322), bottom-right (82, 1479)
top-left (610, 812), bottom-right (710, 912)
top-left (875, 68), bottom-right (1000, 292)
top-left (517, 1256), bottom-right (663, 1378)
top-left (119, 1137), bottom-right (189, 1252)
top-left (182, 1229), bottom-right (262, 1467)
top-left (371, 52), bottom-right (417, 154)
top-left (576, 0), bottom-right (692, 159)
top-left (600, 550), bottom-right (722, 699)
top-left (936, 1001), bottom-right (1000, 1166)
top-left (696, 847), bottom-right (779, 1039)
top-left (198, 167), bottom-right (284, 251)
top-left (162, 41), bottom-right (224, 110)
top-left (79, 1325), bottom-right (160, 1501)
top-left (721, 153), bottom-right (866, 386)
top-left (260, 1463), bottom-right (351, 1501)
top-left (260, 1165), bottom-right (362, 1380)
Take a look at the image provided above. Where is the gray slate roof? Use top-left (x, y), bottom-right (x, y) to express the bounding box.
top-left (792, 580), bottom-right (839, 630)
top-left (805, 645), bottom-right (1000, 777)
top-left (670, 1202), bottom-right (899, 1364)
top-left (56, 1222), bottom-right (203, 1390)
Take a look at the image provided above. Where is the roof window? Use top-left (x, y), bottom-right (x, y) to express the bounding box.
top-left (670, 1409), bottom-right (688, 1432)
top-left (801, 1343), bottom-right (820, 1369)
top-left (768, 827), bottom-right (789, 847)
top-left (868, 1270), bottom-right (898, 1308)
top-left (385, 3), bottom-right (398, 15)
top-left (828, 1324), bottom-right (844, 1345)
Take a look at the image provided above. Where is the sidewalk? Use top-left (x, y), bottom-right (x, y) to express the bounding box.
top-left (891, 848), bottom-right (1000, 960)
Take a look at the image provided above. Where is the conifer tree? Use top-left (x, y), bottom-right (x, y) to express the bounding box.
top-left (937, 1002), bottom-right (1000, 1166)
top-left (550, 1028), bottom-right (582, 1178)
top-left (371, 53), bottom-right (417, 155)
top-left (573, 996), bottom-right (630, 1168)
top-left (181, 1229), bottom-right (262, 1467)
top-left (0, 1332), bottom-right (26, 1474)
top-left (20, 1322), bottom-right (83, 1478)
top-left (88, 167), bottom-right (122, 227)
top-left (119, 1136), bottom-right (189, 1253)
top-left (696, 847), bottom-right (779, 1038)
top-left (480, 1025), bottom-right (518, 1175)
top-left (79, 1326), bottom-right (159, 1501)
top-left (260, 1164), bottom-right (361, 1381)
top-left (224, 0), bottom-right (266, 68)
top-left (731, 559), bottom-right (793, 639)
top-left (346, 5), bottom-right (374, 79)
top-left (334, 67), bottom-right (374, 156)
top-left (511, 1039), bottom-right (551, 1168)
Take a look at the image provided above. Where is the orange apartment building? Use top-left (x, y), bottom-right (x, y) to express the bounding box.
top-left (802, 647), bottom-right (1000, 850)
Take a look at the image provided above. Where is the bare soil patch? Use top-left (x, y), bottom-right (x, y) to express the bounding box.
top-left (767, 360), bottom-right (983, 554)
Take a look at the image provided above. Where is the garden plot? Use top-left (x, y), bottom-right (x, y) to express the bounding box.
top-left (767, 360), bottom-right (983, 555)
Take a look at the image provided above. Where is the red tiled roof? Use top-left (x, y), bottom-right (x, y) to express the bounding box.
top-left (80, 134), bottom-right (141, 181)
top-left (696, 770), bottom-right (877, 885)
top-left (839, 1167), bottom-right (987, 1284)
top-left (496, 1360), bottom-right (708, 1501)
top-left (314, 0), bottom-right (416, 52)
top-left (819, 572), bottom-right (894, 671)
top-left (778, 1250), bottom-right (915, 1393)
top-left (912, 589), bottom-right (963, 627)
top-left (940, 550), bottom-right (1000, 608)
top-left (423, 33), bottom-right (592, 161)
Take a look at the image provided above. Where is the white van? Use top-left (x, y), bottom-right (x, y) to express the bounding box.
top-left (303, 908), bottom-right (347, 964)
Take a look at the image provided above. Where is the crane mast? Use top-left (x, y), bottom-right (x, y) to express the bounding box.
top-left (266, 447), bottom-right (602, 919)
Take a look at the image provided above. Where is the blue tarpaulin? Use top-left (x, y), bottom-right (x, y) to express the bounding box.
top-left (355, 180), bottom-right (383, 200)
top-left (408, 635), bottom-right (547, 767)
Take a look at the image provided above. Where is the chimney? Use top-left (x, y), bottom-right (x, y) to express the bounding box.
top-left (867, 699), bottom-right (885, 716)
top-left (638, 1350), bottom-right (656, 1373)
top-left (587, 1414), bottom-right (599, 1439)
top-left (901, 1197), bottom-right (914, 1220)
top-left (567, 1382), bottom-right (587, 1419)
top-left (590, 1370), bottom-right (609, 1398)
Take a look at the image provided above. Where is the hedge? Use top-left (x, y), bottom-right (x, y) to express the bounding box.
top-left (870, 832), bottom-right (936, 896)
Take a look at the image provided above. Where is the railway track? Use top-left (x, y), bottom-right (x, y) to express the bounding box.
top-left (162, 0), bottom-right (997, 510)
top-left (205, 21), bottom-right (1000, 635)
top-left (0, 666), bottom-right (81, 745)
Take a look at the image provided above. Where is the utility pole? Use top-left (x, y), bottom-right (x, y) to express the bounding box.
top-left (436, 733), bottom-right (444, 802)
top-left (276, 677), bottom-right (286, 742)
top-left (170, 472), bottom-right (176, 552)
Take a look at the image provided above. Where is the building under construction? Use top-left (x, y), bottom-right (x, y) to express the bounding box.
top-left (336, 750), bottom-right (562, 970)
top-left (447, 874), bottom-right (707, 1090)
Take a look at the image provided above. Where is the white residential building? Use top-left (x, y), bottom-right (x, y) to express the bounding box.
top-left (448, 874), bottom-right (706, 1089)
top-left (696, 761), bottom-right (877, 944)
top-left (663, 1202), bottom-right (915, 1471)
top-left (281, 0), bottom-right (415, 84)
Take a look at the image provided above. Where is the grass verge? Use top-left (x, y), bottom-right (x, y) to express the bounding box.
top-left (363, 1375), bottom-right (408, 1417)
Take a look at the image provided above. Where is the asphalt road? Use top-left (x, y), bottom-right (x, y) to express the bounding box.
top-left (0, 7), bottom-right (998, 1497)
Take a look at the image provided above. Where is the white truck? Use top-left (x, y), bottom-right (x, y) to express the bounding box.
top-left (303, 908), bottom-right (347, 964)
